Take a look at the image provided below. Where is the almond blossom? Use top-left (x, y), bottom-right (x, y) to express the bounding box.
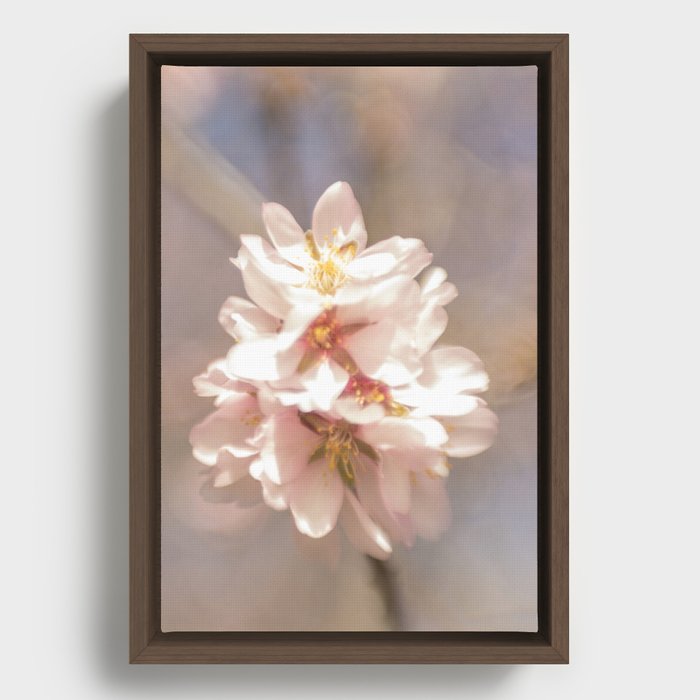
top-left (189, 182), bottom-right (498, 559)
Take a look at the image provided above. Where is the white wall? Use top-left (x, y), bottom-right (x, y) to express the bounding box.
top-left (7, 1), bottom-right (699, 697)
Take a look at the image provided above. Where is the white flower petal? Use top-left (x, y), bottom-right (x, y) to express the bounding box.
top-left (240, 235), bottom-right (307, 285)
top-left (254, 411), bottom-right (320, 485)
top-left (259, 473), bottom-right (290, 511)
top-left (345, 253), bottom-right (397, 279)
top-left (392, 388), bottom-right (480, 418)
top-left (212, 452), bottom-right (251, 488)
top-left (353, 464), bottom-right (415, 547)
top-left (442, 403), bottom-right (499, 458)
top-left (261, 201), bottom-right (306, 263)
top-left (361, 236), bottom-right (432, 279)
top-left (234, 249), bottom-right (292, 318)
top-left (218, 296), bottom-right (278, 339)
top-left (374, 447), bottom-right (447, 475)
top-left (340, 490), bottom-right (392, 559)
top-left (288, 467), bottom-right (344, 539)
top-left (360, 416), bottom-right (448, 452)
top-left (336, 275), bottom-right (420, 325)
top-left (226, 336), bottom-right (304, 382)
top-left (373, 339), bottom-right (423, 386)
top-left (414, 305), bottom-right (448, 354)
top-left (188, 394), bottom-right (260, 467)
top-left (379, 454), bottom-right (412, 515)
top-left (429, 281), bottom-right (458, 307)
top-left (334, 397), bottom-right (386, 424)
top-left (420, 266), bottom-right (448, 294)
top-left (343, 319), bottom-right (396, 378)
top-left (277, 303), bottom-right (324, 349)
top-left (311, 181), bottom-right (367, 251)
top-left (419, 346), bottom-right (490, 395)
top-left (298, 358), bottom-right (349, 412)
top-left (192, 359), bottom-right (250, 403)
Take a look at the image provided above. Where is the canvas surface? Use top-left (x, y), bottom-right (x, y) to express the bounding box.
top-left (160, 66), bottom-right (538, 632)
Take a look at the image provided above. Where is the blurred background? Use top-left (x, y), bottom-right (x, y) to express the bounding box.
top-left (160, 65), bottom-right (538, 632)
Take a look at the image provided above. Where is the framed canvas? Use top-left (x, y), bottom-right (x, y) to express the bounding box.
top-left (130, 33), bottom-right (568, 664)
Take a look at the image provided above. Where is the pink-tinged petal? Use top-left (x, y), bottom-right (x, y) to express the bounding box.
top-left (412, 270), bottom-right (459, 354)
top-left (410, 473), bottom-right (451, 540)
top-left (192, 359), bottom-right (251, 404)
top-left (354, 463), bottom-right (415, 547)
top-left (340, 489), bottom-right (393, 559)
top-left (288, 467), bottom-right (344, 538)
top-left (375, 362), bottom-right (423, 388)
top-left (345, 253), bottom-right (396, 279)
top-left (360, 416), bottom-right (448, 452)
top-left (261, 201), bottom-right (306, 263)
top-left (419, 267), bottom-right (458, 305)
top-left (225, 303), bottom-right (318, 382)
top-left (240, 235), bottom-right (307, 286)
top-left (226, 336), bottom-right (304, 381)
top-left (255, 384), bottom-right (287, 415)
top-left (248, 455), bottom-right (264, 479)
top-left (192, 360), bottom-right (229, 398)
top-left (333, 275), bottom-right (410, 314)
top-left (420, 266), bottom-right (448, 294)
top-left (234, 249), bottom-right (292, 318)
top-left (391, 387), bottom-right (481, 418)
top-left (298, 358), bottom-right (349, 412)
top-left (218, 296), bottom-right (278, 339)
top-left (311, 181), bottom-right (367, 251)
top-left (379, 453), bottom-right (411, 515)
top-left (231, 302), bottom-right (321, 382)
top-left (374, 337), bottom-right (423, 386)
top-left (334, 397), bottom-right (385, 424)
top-left (336, 275), bottom-right (420, 325)
top-left (255, 411), bottom-right (319, 485)
top-left (213, 471), bottom-right (235, 488)
top-left (360, 236), bottom-right (432, 279)
top-left (442, 402), bottom-right (499, 458)
top-left (267, 376), bottom-right (317, 413)
top-left (418, 346), bottom-right (490, 395)
top-left (258, 473), bottom-right (289, 511)
top-left (277, 303), bottom-right (324, 349)
top-left (189, 394), bottom-right (260, 466)
top-left (414, 305), bottom-right (448, 354)
top-left (343, 319), bottom-right (396, 377)
top-left (199, 472), bottom-right (262, 508)
top-left (211, 452), bottom-right (252, 488)
top-left (429, 281), bottom-right (458, 307)
top-left (379, 448), bottom-right (449, 474)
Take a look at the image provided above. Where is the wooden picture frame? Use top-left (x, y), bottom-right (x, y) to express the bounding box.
top-left (130, 33), bottom-right (568, 664)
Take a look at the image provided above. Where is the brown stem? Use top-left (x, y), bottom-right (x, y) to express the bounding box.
top-left (366, 555), bottom-right (403, 631)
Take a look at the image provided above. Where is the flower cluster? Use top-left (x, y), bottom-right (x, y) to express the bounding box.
top-left (190, 182), bottom-right (497, 559)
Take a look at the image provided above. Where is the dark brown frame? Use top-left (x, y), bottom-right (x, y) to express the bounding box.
top-left (130, 33), bottom-right (568, 664)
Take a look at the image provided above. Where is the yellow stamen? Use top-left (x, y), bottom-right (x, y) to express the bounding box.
top-left (306, 313), bottom-right (341, 351)
top-left (367, 386), bottom-right (386, 403)
top-left (303, 231), bottom-right (358, 295)
top-left (337, 240), bottom-right (358, 261)
top-left (312, 324), bottom-right (333, 348)
top-left (304, 231), bottom-right (320, 260)
top-left (322, 424), bottom-right (358, 485)
top-left (241, 412), bottom-right (262, 427)
top-left (308, 258), bottom-right (346, 296)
